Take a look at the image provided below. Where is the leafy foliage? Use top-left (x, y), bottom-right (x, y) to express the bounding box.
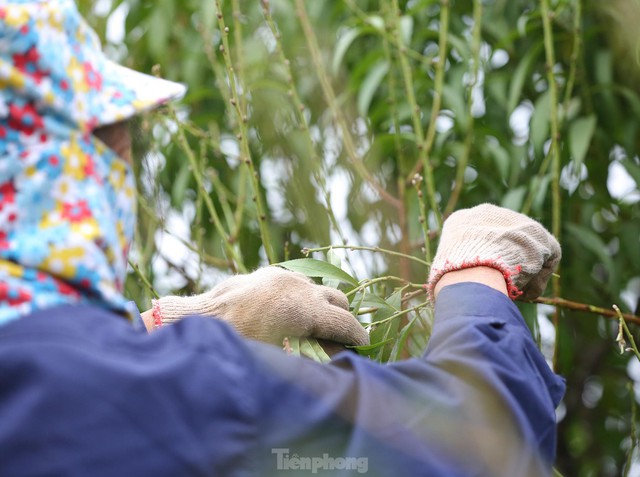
top-left (81, 0), bottom-right (640, 474)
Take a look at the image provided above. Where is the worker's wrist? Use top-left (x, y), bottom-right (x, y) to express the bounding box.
top-left (432, 267), bottom-right (508, 300)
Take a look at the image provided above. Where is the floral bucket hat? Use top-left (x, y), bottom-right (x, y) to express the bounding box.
top-left (0, 0), bottom-right (185, 324)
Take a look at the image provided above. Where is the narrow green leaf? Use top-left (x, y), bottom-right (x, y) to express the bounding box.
top-left (507, 43), bottom-right (542, 113)
top-left (621, 158), bottom-right (640, 187)
top-left (309, 339), bottom-right (332, 363)
top-left (372, 290), bottom-right (403, 361)
top-left (501, 185), bottom-right (527, 211)
top-left (287, 336), bottom-right (301, 356)
top-left (300, 338), bottom-right (332, 363)
top-left (353, 338), bottom-right (395, 354)
top-left (565, 223), bottom-right (614, 272)
top-left (276, 259), bottom-right (358, 286)
top-left (399, 15), bottom-right (414, 46)
top-left (486, 141), bottom-right (510, 183)
top-left (442, 83), bottom-right (466, 126)
top-left (200, 0), bottom-right (217, 34)
top-left (446, 33), bottom-right (471, 61)
top-left (171, 162), bottom-right (192, 205)
top-left (517, 13), bottom-right (530, 37)
top-left (147, 0), bottom-right (173, 59)
top-left (323, 249), bottom-right (342, 288)
top-left (530, 90), bottom-right (551, 156)
top-left (366, 15), bottom-right (385, 32)
top-left (357, 60), bottom-right (389, 117)
top-left (332, 28), bottom-right (361, 75)
top-left (532, 175), bottom-right (551, 213)
top-left (569, 115), bottom-right (597, 169)
top-left (389, 315), bottom-right (419, 361)
top-left (351, 291), bottom-right (391, 311)
top-left (517, 302), bottom-right (540, 348)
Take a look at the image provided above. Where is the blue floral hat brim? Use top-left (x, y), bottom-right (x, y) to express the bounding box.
top-left (0, 0), bottom-right (186, 133)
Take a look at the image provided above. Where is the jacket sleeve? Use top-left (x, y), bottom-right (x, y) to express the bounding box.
top-left (247, 282), bottom-right (565, 476)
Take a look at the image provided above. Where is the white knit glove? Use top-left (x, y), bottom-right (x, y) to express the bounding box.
top-left (152, 266), bottom-right (369, 347)
top-left (426, 204), bottom-right (561, 301)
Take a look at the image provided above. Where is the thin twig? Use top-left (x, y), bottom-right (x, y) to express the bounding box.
top-left (294, 0), bottom-right (402, 209)
top-left (540, 0), bottom-right (562, 370)
top-left (443, 0), bottom-right (482, 217)
top-left (215, 0), bottom-right (277, 263)
top-left (406, 0), bottom-right (450, 230)
top-left (412, 172), bottom-right (432, 262)
top-left (343, 0), bottom-right (435, 68)
top-left (533, 297), bottom-right (640, 326)
top-left (344, 276), bottom-right (423, 298)
top-left (303, 244), bottom-right (430, 267)
top-left (624, 381), bottom-right (638, 477)
top-left (380, 0), bottom-right (410, 280)
top-left (562, 0), bottom-right (582, 112)
top-left (171, 109), bottom-right (244, 272)
top-left (128, 259), bottom-right (159, 299)
top-left (615, 305), bottom-right (640, 361)
top-left (366, 302), bottom-right (430, 328)
top-left (261, 0), bottom-right (353, 262)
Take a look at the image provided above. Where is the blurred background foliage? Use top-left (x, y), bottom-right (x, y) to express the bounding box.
top-left (78, 0), bottom-right (640, 474)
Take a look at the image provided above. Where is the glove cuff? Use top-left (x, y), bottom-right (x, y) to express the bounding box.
top-left (426, 257), bottom-right (523, 303)
top-left (151, 299), bottom-right (164, 329)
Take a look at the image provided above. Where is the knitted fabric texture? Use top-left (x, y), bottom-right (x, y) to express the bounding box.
top-left (426, 204), bottom-right (561, 303)
top-left (154, 266), bottom-right (370, 347)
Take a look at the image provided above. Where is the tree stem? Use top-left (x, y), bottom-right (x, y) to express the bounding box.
top-left (540, 0), bottom-right (562, 370)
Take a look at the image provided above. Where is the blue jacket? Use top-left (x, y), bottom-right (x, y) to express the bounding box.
top-left (0, 283), bottom-right (564, 476)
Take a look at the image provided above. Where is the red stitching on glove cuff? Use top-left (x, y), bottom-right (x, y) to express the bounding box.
top-left (152, 300), bottom-right (164, 329)
top-left (426, 258), bottom-right (523, 302)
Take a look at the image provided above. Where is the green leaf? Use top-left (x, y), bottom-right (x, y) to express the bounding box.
top-left (531, 174), bottom-right (551, 213)
top-left (276, 259), bottom-right (358, 286)
top-left (442, 83), bottom-right (466, 127)
top-left (332, 28), bottom-right (361, 75)
top-left (389, 314), bottom-right (419, 361)
top-left (552, 466), bottom-right (566, 477)
top-left (300, 338), bottom-right (332, 363)
top-left (366, 15), bottom-right (385, 32)
top-left (621, 158), bottom-right (640, 187)
top-left (147, 0), bottom-right (174, 60)
top-left (171, 162), bottom-right (192, 205)
top-left (569, 115), bottom-right (597, 169)
top-left (200, 0), bottom-right (217, 34)
top-left (530, 91), bottom-right (550, 156)
top-left (370, 290), bottom-right (402, 361)
top-left (486, 141), bottom-right (510, 183)
top-left (353, 291), bottom-right (389, 309)
top-left (399, 15), bottom-right (414, 46)
top-left (358, 60), bottom-right (389, 116)
top-left (446, 33), bottom-right (471, 61)
top-left (517, 302), bottom-right (540, 348)
top-left (353, 338), bottom-right (395, 357)
top-left (508, 43), bottom-right (542, 113)
top-left (323, 249), bottom-right (342, 288)
top-left (501, 185), bottom-right (527, 211)
top-left (565, 223), bottom-right (614, 273)
top-left (286, 336), bottom-right (301, 356)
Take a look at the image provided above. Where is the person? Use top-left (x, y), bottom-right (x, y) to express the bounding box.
top-left (0, 1), bottom-right (565, 476)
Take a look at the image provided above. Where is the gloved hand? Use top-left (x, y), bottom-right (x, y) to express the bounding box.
top-left (152, 266), bottom-right (369, 347)
top-left (426, 203), bottom-right (561, 301)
